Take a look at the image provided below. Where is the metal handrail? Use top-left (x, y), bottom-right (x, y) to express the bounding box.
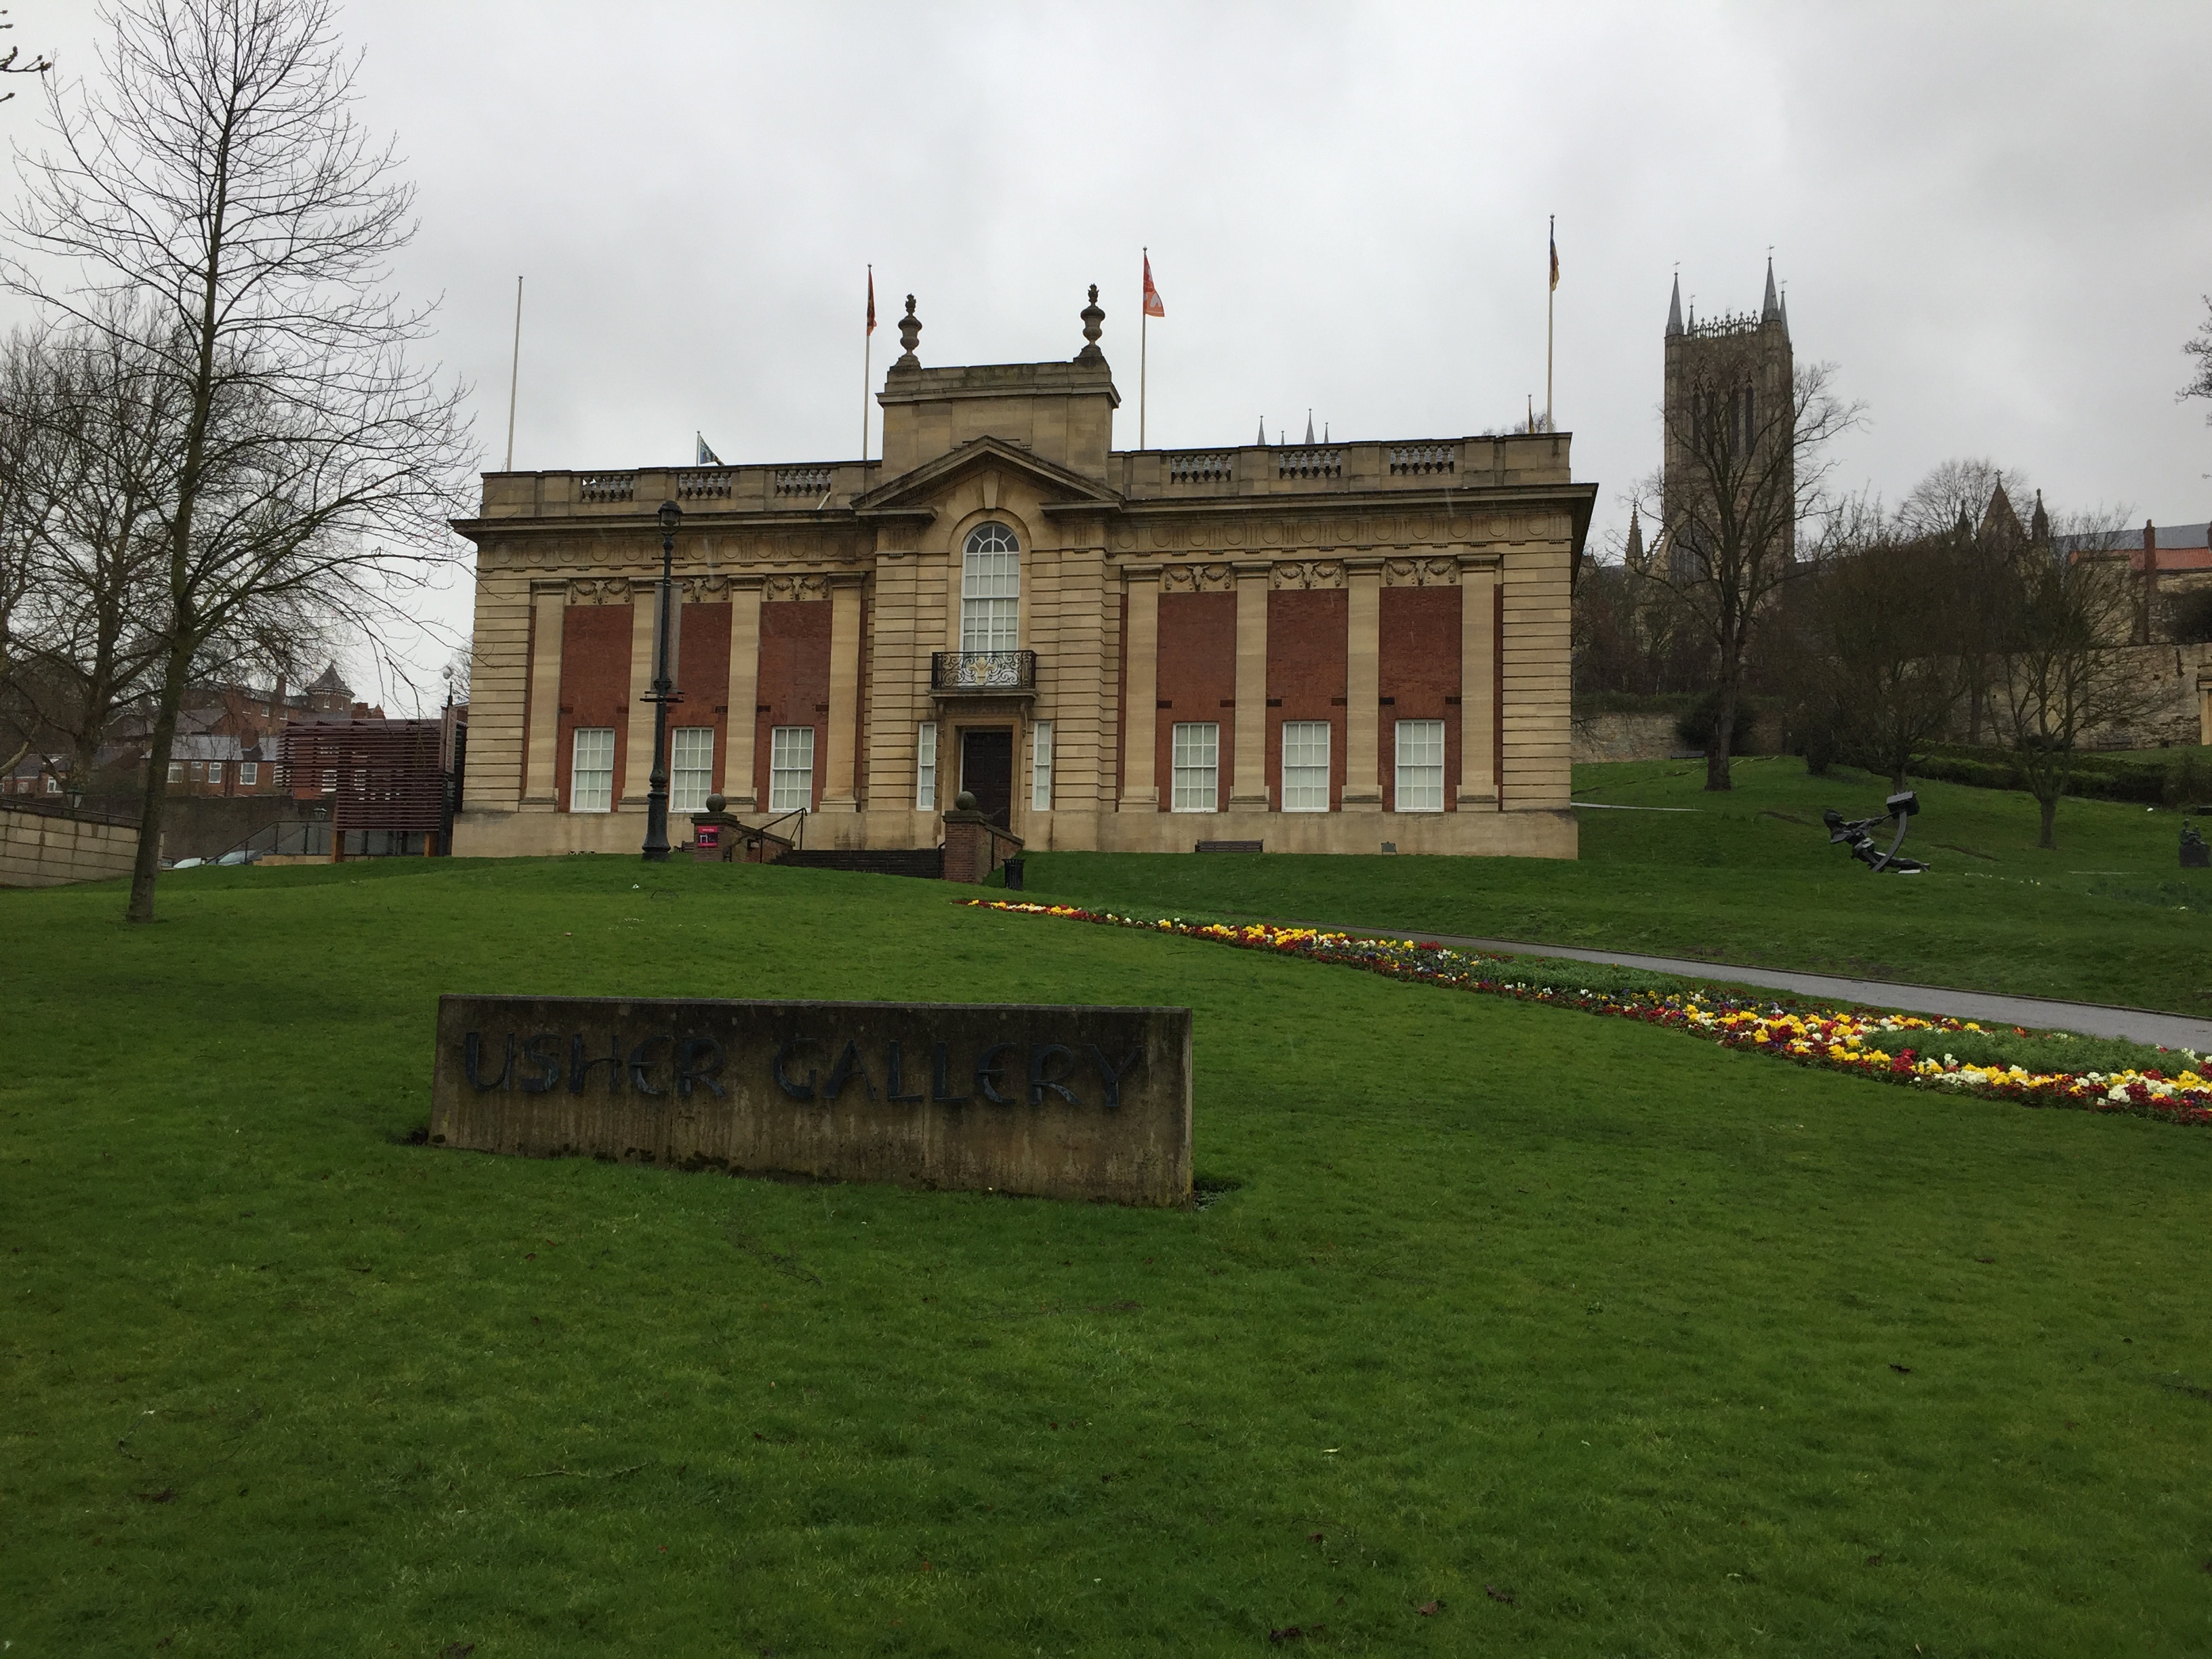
top-left (757, 806), bottom-right (808, 850)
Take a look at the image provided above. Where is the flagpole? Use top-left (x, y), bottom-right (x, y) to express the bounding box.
top-left (861, 264), bottom-right (872, 466)
top-left (504, 274), bottom-right (523, 471)
top-left (1140, 246), bottom-right (1149, 451)
top-left (1545, 216), bottom-right (1555, 433)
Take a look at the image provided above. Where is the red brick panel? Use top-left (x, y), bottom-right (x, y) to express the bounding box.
top-left (1378, 586), bottom-right (1462, 813)
top-left (755, 600), bottom-right (832, 809)
top-left (1153, 591), bottom-right (1237, 812)
top-left (1265, 589), bottom-right (1348, 811)
top-left (556, 605), bottom-right (634, 811)
top-left (677, 602), bottom-right (733, 792)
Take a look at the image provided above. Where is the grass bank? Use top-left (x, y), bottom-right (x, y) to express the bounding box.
top-left (1017, 756), bottom-right (2211, 1015)
top-left (5, 856), bottom-right (2212, 1654)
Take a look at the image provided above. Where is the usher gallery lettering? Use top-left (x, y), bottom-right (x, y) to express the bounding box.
top-left (459, 1030), bottom-right (1146, 1109)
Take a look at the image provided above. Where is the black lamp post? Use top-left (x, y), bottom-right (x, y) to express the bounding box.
top-left (641, 498), bottom-right (681, 861)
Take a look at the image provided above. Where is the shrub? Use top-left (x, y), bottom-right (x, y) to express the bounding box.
top-left (1675, 689), bottom-right (1759, 754)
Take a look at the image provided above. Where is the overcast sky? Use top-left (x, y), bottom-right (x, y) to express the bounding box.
top-left (7, 1), bottom-right (2211, 710)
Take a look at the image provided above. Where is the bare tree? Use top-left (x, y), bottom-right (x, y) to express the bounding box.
top-left (6, 315), bottom-right (191, 790)
top-left (2184, 295), bottom-right (2212, 415)
top-left (1894, 457), bottom-right (2030, 540)
top-left (1988, 511), bottom-right (2158, 850)
top-left (1797, 518), bottom-right (1972, 789)
top-left (1896, 459), bottom-right (2040, 743)
top-left (5, 0), bottom-right (473, 920)
top-left (0, 9), bottom-right (52, 104)
top-left (1633, 348), bottom-right (1860, 790)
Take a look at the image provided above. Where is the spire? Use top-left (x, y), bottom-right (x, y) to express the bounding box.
top-left (2030, 489), bottom-right (2049, 547)
top-left (1981, 481), bottom-right (2024, 544)
top-left (1666, 273), bottom-right (1683, 337)
top-left (1257, 417), bottom-right (1266, 445)
top-left (1624, 506), bottom-right (1645, 571)
top-left (1304, 410), bottom-right (1315, 445)
top-left (1954, 502), bottom-right (1973, 541)
top-left (1761, 257), bottom-right (1781, 325)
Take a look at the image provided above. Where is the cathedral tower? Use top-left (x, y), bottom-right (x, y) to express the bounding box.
top-left (1661, 260), bottom-right (1796, 572)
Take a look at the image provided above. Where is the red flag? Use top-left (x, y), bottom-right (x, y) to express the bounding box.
top-left (866, 268), bottom-right (876, 335)
top-left (1142, 253), bottom-right (1164, 319)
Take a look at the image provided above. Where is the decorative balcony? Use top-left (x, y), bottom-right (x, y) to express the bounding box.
top-left (932, 649), bottom-right (1036, 695)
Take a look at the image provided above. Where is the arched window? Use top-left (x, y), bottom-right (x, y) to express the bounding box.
top-left (961, 523), bottom-right (1020, 653)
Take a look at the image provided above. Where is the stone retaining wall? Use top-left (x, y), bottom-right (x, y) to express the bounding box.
top-left (1, 805), bottom-right (140, 888)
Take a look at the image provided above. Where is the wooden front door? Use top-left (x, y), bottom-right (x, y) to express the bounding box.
top-left (959, 727), bottom-right (1014, 828)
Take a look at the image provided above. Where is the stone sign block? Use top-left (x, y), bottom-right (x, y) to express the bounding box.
top-left (430, 995), bottom-right (1192, 1206)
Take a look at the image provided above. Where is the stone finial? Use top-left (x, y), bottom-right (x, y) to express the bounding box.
top-left (954, 790), bottom-right (977, 812)
top-left (895, 295), bottom-right (922, 368)
top-left (1076, 283), bottom-right (1106, 364)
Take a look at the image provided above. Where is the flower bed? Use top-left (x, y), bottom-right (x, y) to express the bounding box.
top-left (966, 900), bottom-right (2212, 1129)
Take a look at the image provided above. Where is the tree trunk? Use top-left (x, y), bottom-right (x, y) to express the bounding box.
top-left (2036, 790), bottom-right (2058, 851)
top-left (1705, 681), bottom-right (1737, 792)
top-left (125, 638), bottom-right (192, 922)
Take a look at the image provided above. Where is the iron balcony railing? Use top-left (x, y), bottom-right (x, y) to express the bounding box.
top-left (931, 649), bottom-right (1036, 692)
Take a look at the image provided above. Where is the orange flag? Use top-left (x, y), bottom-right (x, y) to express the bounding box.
top-left (1143, 253), bottom-right (1164, 319)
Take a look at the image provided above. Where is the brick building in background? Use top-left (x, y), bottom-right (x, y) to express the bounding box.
top-left (452, 289), bottom-right (1594, 859)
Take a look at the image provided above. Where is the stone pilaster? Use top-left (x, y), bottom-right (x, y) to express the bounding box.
top-left (1342, 558), bottom-right (1384, 811)
top-left (1458, 558), bottom-right (1499, 808)
top-left (1229, 560), bottom-right (1271, 810)
top-left (722, 576), bottom-right (763, 811)
top-left (522, 581), bottom-right (566, 808)
top-left (620, 585), bottom-right (674, 809)
top-left (821, 572), bottom-right (865, 812)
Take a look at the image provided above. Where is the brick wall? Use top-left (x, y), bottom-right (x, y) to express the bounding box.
top-left (677, 602), bottom-right (733, 793)
top-left (1379, 586), bottom-right (1463, 813)
top-left (1154, 590), bottom-right (1237, 811)
top-left (1267, 589), bottom-right (1349, 811)
top-left (756, 600), bottom-right (832, 808)
top-left (556, 605), bottom-right (634, 811)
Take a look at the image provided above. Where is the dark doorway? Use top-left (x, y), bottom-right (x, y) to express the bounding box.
top-left (960, 727), bottom-right (1014, 827)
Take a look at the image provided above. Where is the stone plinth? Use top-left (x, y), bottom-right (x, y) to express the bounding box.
top-left (430, 994), bottom-right (1193, 1206)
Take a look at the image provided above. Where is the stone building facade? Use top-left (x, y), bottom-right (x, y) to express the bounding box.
top-left (451, 292), bottom-right (1594, 859)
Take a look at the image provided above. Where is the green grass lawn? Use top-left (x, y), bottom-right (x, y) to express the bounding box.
top-left (7, 854), bottom-right (2212, 1656)
top-left (1016, 756), bottom-right (2212, 1015)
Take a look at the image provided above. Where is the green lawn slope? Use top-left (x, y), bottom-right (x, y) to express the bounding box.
top-left (4, 855), bottom-right (2211, 1656)
top-left (1019, 756), bottom-right (2212, 1015)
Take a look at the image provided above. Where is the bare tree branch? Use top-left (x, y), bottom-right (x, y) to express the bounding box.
top-left (3, 0), bottom-right (474, 919)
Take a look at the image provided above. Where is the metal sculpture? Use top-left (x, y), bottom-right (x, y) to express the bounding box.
top-left (1823, 790), bottom-right (1929, 874)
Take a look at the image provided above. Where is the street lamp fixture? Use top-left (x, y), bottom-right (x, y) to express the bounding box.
top-left (642, 499), bottom-right (682, 861)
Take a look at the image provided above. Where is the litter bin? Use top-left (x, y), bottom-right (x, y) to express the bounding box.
top-left (1002, 855), bottom-right (1025, 892)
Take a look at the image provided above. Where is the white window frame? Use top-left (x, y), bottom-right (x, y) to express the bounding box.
top-left (1170, 722), bottom-right (1219, 813)
top-left (166, 761), bottom-right (182, 784)
top-left (239, 761), bottom-right (258, 787)
top-left (769, 724), bottom-right (815, 813)
top-left (44, 775), bottom-right (60, 795)
top-left (207, 762), bottom-right (224, 787)
top-left (1030, 720), bottom-right (1053, 811)
top-left (189, 760), bottom-right (204, 781)
top-left (1281, 720), bottom-right (1332, 812)
top-left (570, 727), bottom-right (616, 813)
top-left (916, 722), bottom-right (938, 811)
top-left (671, 726), bottom-right (714, 813)
top-left (960, 523), bottom-right (1020, 653)
top-left (1394, 719), bottom-right (1446, 813)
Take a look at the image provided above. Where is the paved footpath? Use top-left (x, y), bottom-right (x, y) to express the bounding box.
top-left (1320, 925), bottom-right (2212, 1052)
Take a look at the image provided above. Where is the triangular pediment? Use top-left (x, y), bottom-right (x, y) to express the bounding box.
top-left (853, 436), bottom-right (1122, 515)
